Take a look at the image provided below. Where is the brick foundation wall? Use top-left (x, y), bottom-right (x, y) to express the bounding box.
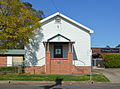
top-left (0, 56), bottom-right (7, 66)
top-left (72, 66), bottom-right (91, 74)
top-left (24, 51), bottom-right (91, 74)
top-left (24, 65), bottom-right (91, 74)
top-left (24, 65), bottom-right (45, 74)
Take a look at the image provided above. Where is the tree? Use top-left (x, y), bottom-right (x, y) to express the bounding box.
top-left (116, 44), bottom-right (120, 48)
top-left (0, 0), bottom-right (43, 53)
top-left (106, 45), bottom-right (110, 48)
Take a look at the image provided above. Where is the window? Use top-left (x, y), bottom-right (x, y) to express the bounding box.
top-left (55, 49), bottom-right (61, 54)
top-left (12, 56), bottom-right (23, 66)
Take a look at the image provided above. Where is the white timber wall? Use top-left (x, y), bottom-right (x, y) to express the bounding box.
top-left (25, 15), bottom-right (92, 67)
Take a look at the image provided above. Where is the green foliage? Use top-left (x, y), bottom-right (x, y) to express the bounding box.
top-left (0, 66), bottom-right (24, 74)
top-left (0, 0), bottom-right (43, 53)
top-left (116, 44), bottom-right (120, 48)
top-left (104, 53), bottom-right (120, 68)
top-left (0, 66), bottom-right (18, 74)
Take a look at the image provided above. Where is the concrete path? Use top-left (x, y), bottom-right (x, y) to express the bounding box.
top-left (94, 68), bottom-right (120, 83)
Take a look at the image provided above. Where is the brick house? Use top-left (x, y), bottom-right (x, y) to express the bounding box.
top-left (91, 47), bottom-right (120, 67)
top-left (92, 47), bottom-right (120, 57)
top-left (0, 12), bottom-right (94, 74)
top-left (0, 50), bottom-right (24, 66)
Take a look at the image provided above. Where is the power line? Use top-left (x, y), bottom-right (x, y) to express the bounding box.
top-left (50, 0), bottom-right (59, 12)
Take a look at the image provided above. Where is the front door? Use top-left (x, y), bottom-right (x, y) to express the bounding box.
top-left (54, 45), bottom-right (63, 58)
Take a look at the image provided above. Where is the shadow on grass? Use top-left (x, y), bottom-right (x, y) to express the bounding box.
top-left (40, 77), bottom-right (63, 89)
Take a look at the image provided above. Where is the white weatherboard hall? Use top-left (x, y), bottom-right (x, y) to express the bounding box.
top-left (25, 12), bottom-right (94, 74)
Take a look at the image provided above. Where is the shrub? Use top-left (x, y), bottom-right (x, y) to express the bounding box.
top-left (104, 53), bottom-right (120, 68)
top-left (0, 66), bottom-right (24, 74)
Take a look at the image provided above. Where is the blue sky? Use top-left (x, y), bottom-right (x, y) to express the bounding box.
top-left (22, 0), bottom-right (120, 47)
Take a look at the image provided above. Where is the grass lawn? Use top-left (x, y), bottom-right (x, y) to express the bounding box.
top-left (0, 74), bottom-right (109, 82)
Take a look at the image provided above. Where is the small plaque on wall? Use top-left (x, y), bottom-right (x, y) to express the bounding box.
top-left (57, 61), bottom-right (61, 64)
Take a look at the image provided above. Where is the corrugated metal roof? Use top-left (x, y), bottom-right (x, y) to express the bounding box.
top-left (1, 49), bottom-right (25, 55)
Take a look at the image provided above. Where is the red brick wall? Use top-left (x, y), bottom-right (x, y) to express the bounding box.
top-left (68, 52), bottom-right (72, 74)
top-left (24, 65), bottom-right (91, 74)
top-left (0, 56), bottom-right (7, 66)
top-left (92, 48), bottom-right (106, 56)
top-left (45, 51), bottom-right (51, 74)
top-left (24, 51), bottom-right (91, 74)
top-left (72, 66), bottom-right (91, 74)
top-left (24, 65), bottom-right (45, 74)
top-left (92, 48), bottom-right (120, 57)
top-left (92, 48), bottom-right (101, 54)
top-left (50, 59), bottom-right (71, 74)
top-left (46, 52), bottom-right (73, 74)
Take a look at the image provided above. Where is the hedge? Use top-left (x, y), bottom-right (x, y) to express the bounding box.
top-left (104, 53), bottom-right (120, 68)
top-left (0, 66), bottom-right (24, 74)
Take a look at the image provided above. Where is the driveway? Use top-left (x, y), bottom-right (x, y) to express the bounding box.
top-left (94, 68), bottom-right (120, 83)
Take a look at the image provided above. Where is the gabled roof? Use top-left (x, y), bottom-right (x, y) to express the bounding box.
top-left (43, 33), bottom-right (75, 43)
top-left (47, 34), bottom-right (71, 42)
top-left (40, 12), bottom-right (94, 33)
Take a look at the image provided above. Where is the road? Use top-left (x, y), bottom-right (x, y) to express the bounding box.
top-left (0, 84), bottom-right (120, 89)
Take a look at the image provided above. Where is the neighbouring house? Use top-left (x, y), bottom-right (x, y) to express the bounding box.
top-left (92, 47), bottom-right (120, 68)
top-left (0, 12), bottom-right (94, 74)
top-left (0, 50), bottom-right (25, 66)
top-left (24, 12), bottom-right (93, 74)
top-left (92, 47), bottom-right (120, 57)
